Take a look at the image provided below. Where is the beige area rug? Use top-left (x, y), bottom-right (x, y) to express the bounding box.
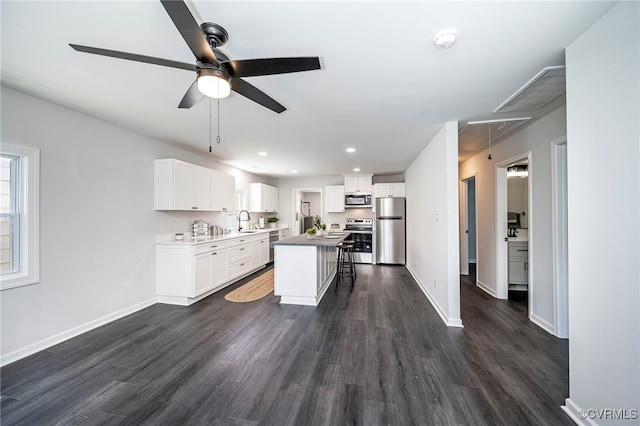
top-left (224, 269), bottom-right (274, 303)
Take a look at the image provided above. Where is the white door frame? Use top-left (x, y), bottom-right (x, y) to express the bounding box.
top-left (495, 152), bottom-right (532, 306)
top-left (291, 187), bottom-right (324, 236)
top-left (459, 173), bottom-right (478, 278)
top-left (551, 137), bottom-right (569, 338)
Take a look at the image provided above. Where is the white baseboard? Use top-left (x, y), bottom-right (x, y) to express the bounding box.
top-left (476, 280), bottom-right (497, 298)
top-left (0, 297), bottom-right (158, 367)
top-left (530, 312), bottom-right (555, 335)
top-left (406, 265), bottom-right (463, 328)
top-left (562, 398), bottom-right (598, 426)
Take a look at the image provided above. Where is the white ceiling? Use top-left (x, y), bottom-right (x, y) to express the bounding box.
top-left (0, 1), bottom-right (614, 177)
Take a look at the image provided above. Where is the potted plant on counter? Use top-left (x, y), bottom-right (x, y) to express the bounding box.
top-left (314, 215), bottom-right (326, 236)
top-left (306, 227), bottom-right (317, 239)
top-left (267, 216), bottom-right (279, 229)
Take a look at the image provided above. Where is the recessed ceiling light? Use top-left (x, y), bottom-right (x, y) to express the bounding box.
top-left (353, 168), bottom-right (361, 172)
top-left (291, 170), bottom-right (298, 174)
top-left (433, 29), bottom-right (458, 49)
top-left (346, 147), bottom-right (356, 153)
top-left (258, 151), bottom-right (267, 156)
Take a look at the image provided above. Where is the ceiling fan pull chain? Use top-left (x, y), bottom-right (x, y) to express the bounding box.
top-left (216, 97), bottom-right (221, 144)
top-left (209, 98), bottom-right (212, 152)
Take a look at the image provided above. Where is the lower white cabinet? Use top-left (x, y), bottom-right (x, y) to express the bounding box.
top-left (156, 233), bottom-right (268, 305)
top-left (508, 241), bottom-right (528, 289)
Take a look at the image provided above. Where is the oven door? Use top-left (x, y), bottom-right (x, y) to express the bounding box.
top-left (347, 232), bottom-right (373, 263)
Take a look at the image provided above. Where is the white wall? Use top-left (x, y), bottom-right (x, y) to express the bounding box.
top-left (0, 86), bottom-right (269, 364)
top-left (564, 2), bottom-right (639, 423)
top-left (458, 106), bottom-right (566, 331)
top-left (405, 122), bottom-right (461, 326)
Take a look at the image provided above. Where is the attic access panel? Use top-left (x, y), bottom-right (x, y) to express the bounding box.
top-left (494, 66), bottom-right (566, 113)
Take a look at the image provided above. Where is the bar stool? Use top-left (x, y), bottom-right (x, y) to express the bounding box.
top-left (335, 240), bottom-right (355, 292)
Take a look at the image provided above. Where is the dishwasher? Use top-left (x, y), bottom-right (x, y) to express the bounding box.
top-left (269, 230), bottom-right (279, 262)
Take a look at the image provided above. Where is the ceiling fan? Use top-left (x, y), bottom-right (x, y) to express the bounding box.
top-left (69, 0), bottom-right (321, 113)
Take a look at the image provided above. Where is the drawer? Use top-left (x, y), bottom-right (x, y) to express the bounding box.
top-left (228, 245), bottom-right (252, 262)
top-left (195, 240), bottom-right (230, 255)
top-left (508, 243), bottom-right (528, 257)
top-left (228, 258), bottom-right (253, 278)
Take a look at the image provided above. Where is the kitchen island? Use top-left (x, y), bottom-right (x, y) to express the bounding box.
top-left (272, 233), bottom-right (349, 306)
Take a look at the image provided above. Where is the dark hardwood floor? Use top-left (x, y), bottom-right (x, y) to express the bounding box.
top-left (1, 264), bottom-right (571, 425)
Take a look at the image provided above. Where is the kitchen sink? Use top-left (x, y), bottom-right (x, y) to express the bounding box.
top-left (240, 230), bottom-right (260, 233)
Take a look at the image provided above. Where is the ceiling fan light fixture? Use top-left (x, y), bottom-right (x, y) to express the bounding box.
top-left (433, 29), bottom-right (458, 49)
top-left (197, 69), bottom-right (231, 98)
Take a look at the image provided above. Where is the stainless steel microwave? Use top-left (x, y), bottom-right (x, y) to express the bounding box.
top-left (345, 193), bottom-right (372, 208)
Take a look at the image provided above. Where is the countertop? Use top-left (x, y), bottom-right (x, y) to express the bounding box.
top-left (507, 229), bottom-right (528, 242)
top-left (272, 233), bottom-right (349, 247)
top-left (156, 226), bottom-right (289, 246)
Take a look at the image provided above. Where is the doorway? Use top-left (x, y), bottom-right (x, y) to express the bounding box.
top-left (459, 175), bottom-right (478, 282)
top-left (495, 152), bottom-right (532, 317)
top-left (292, 188), bottom-right (323, 236)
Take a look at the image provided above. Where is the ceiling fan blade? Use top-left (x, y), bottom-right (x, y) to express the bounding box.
top-left (160, 0), bottom-right (218, 65)
top-left (69, 44), bottom-right (197, 72)
top-left (225, 57), bottom-right (321, 78)
top-left (178, 80), bottom-right (203, 109)
top-left (231, 78), bottom-right (286, 113)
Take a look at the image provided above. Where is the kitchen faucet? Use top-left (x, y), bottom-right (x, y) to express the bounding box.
top-left (238, 210), bottom-right (251, 231)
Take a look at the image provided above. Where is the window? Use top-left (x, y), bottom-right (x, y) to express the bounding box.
top-left (0, 143), bottom-right (40, 290)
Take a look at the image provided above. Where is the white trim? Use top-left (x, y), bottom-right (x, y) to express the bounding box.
top-left (551, 137), bottom-right (569, 338)
top-left (0, 142), bottom-right (40, 290)
top-left (562, 398), bottom-right (599, 426)
top-left (459, 179), bottom-right (469, 275)
top-left (476, 280), bottom-right (497, 298)
top-left (406, 265), bottom-right (464, 328)
top-left (0, 297), bottom-right (158, 367)
top-left (530, 312), bottom-right (555, 335)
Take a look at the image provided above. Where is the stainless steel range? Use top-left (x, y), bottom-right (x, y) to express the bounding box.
top-left (344, 218), bottom-right (373, 264)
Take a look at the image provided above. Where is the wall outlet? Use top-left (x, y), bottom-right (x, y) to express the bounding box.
top-left (123, 281), bottom-right (130, 293)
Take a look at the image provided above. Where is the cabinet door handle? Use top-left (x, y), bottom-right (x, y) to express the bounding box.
top-left (517, 249), bottom-right (528, 252)
top-left (210, 245), bottom-right (218, 248)
top-left (240, 263), bottom-right (245, 266)
top-left (240, 239), bottom-right (245, 242)
top-left (212, 252), bottom-right (217, 255)
top-left (240, 247), bottom-right (245, 251)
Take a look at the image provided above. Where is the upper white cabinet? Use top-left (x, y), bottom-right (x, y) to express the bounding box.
top-left (210, 169), bottom-right (235, 212)
top-left (155, 159), bottom-right (236, 212)
top-left (374, 183), bottom-right (406, 198)
top-left (325, 185), bottom-right (345, 213)
top-left (344, 175), bottom-right (373, 193)
top-left (249, 183), bottom-right (279, 213)
top-left (155, 159), bottom-right (211, 210)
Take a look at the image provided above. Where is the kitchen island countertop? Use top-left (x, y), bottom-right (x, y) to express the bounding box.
top-left (272, 233), bottom-right (349, 246)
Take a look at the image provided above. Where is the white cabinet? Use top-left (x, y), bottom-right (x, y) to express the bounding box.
top-left (211, 248), bottom-right (228, 288)
top-left (252, 236), bottom-right (270, 267)
top-left (344, 175), bottom-right (372, 193)
top-left (155, 159), bottom-right (235, 212)
top-left (508, 241), bottom-right (528, 289)
top-left (278, 229), bottom-right (289, 239)
top-left (210, 170), bottom-right (235, 212)
top-left (325, 185), bottom-right (345, 213)
top-left (155, 159), bottom-right (211, 210)
top-left (249, 183), bottom-right (279, 212)
top-left (156, 232), bottom-right (273, 305)
top-left (374, 183), bottom-right (405, 198)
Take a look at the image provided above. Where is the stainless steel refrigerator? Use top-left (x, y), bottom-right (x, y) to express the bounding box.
top-left (375, 197), bottom-right (406, 265)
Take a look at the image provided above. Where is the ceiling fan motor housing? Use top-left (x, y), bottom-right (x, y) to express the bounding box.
top-left (201, 22), bottom-right (229, 48)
